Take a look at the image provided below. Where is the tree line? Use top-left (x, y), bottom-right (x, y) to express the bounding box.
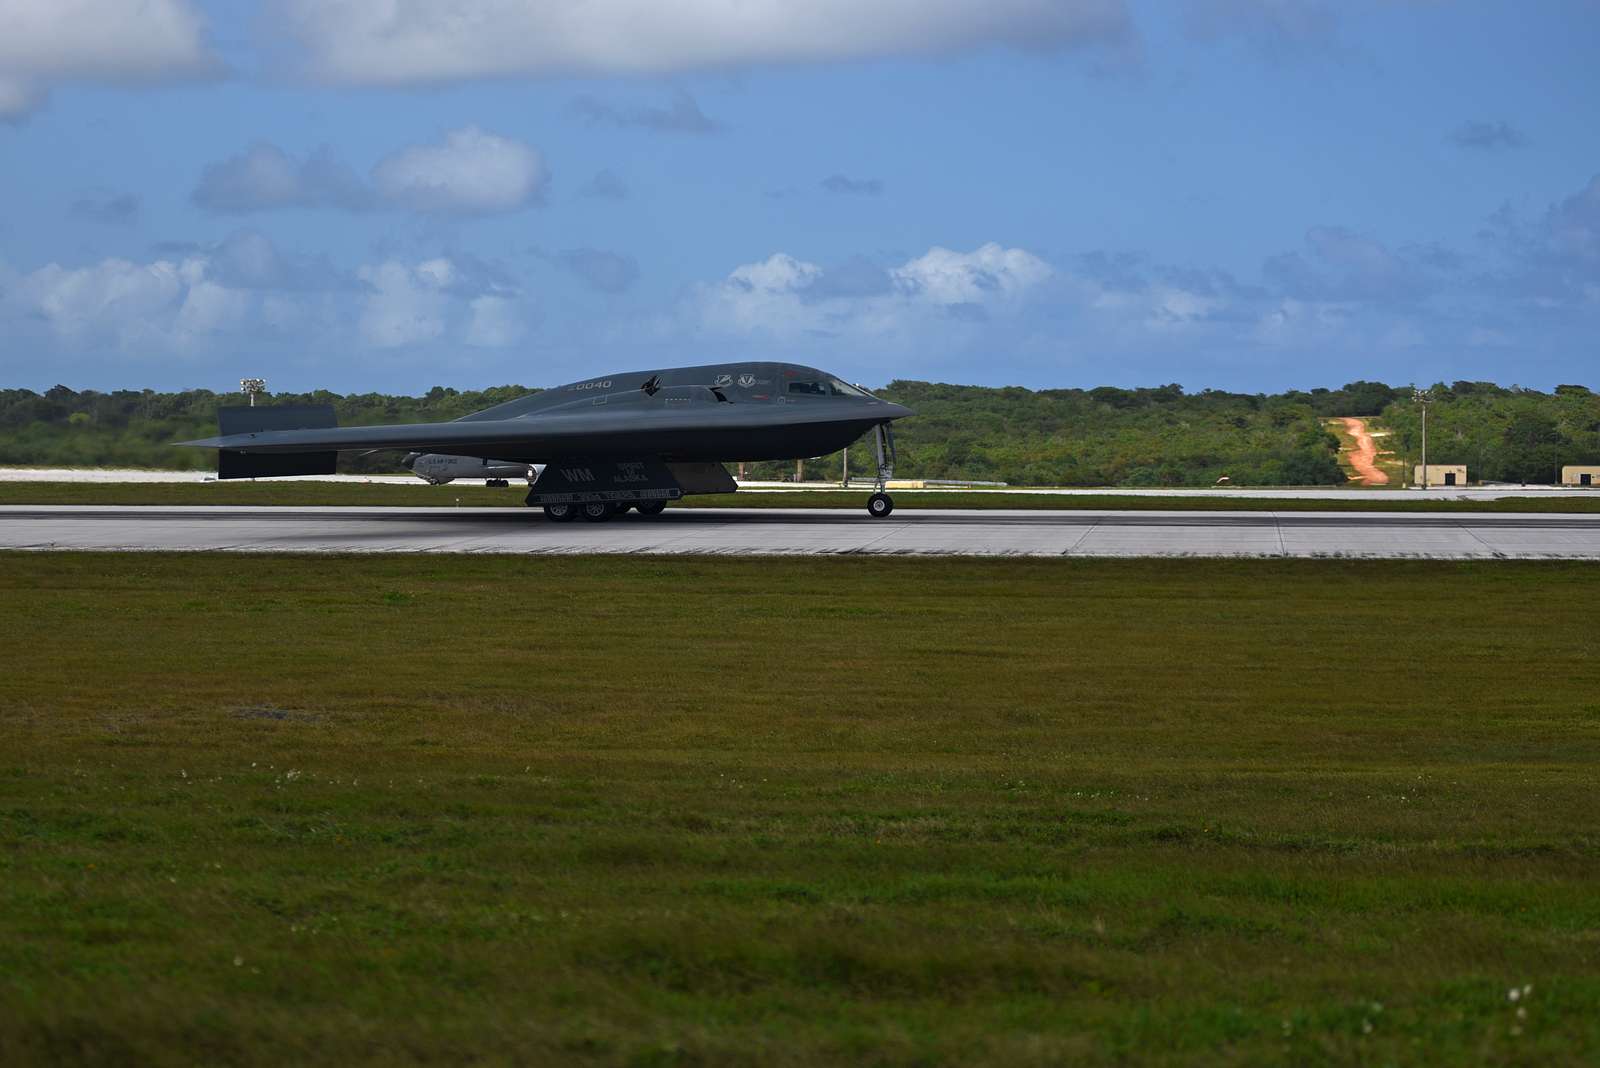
top-left (1, 379), bottom-right (1594, 486)
top-left (1377, 382), bottom-right (1599, 484)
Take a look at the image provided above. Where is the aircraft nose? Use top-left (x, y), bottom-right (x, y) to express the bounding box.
top-left (880, 402), bottom-right (915, 420)
top-left (400, 452), bottom-right (419, 469)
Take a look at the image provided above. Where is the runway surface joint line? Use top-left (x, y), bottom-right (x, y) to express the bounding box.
top-left (2, 505), bottom-right (1599, 559)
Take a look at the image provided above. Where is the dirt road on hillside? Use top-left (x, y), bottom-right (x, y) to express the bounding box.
top-left (1339, 417), bottom-right (1388, 486)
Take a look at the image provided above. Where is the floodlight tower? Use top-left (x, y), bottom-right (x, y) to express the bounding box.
top-left (240, 378), bottom-right (267, 407)
top-left (1412, 387), bottom-right (1433, 490)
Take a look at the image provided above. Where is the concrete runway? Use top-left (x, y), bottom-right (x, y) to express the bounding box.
top-left (6, 466), bottom-right (1599, 501)
top-left (3, 505), bottom-right (1599, 558)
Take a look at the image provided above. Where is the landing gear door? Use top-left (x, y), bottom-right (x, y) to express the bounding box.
top-left (526, 458), bottom-right (683, 505)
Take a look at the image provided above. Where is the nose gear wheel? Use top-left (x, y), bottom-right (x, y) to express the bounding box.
top-left (867, 422), bottom-right (897, 518)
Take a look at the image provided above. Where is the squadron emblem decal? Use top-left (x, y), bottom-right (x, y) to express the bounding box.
top-left (737, 373), bottom-right (756, 388)
top-left (712, 373), bottom-right (733, 387)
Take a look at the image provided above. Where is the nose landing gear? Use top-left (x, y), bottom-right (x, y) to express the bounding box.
top-left (866, 421), bottom-right (897, 518)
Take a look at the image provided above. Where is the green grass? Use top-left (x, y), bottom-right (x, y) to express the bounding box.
top-left (3, 479), bottom-right (1599, 511)
top-left (2, 554), bottom-right (1598, 1065)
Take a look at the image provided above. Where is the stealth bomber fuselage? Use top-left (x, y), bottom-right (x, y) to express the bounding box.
top-left (180, 361), bottom-right (913, 519)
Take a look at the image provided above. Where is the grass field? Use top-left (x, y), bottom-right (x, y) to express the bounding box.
top-left (2, 554), bottom-right (1597, 1065)
top-left (3, 479), bottom-right (1599, 512)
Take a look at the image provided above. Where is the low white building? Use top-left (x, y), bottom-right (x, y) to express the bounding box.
top-left (1562, 465), bottom-right (1600, 487)
top-left (1413, 464), bottom-right (1468, 487)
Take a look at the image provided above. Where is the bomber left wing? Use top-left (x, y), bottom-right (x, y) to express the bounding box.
top-left (177, 399), bottom-right (895, 478)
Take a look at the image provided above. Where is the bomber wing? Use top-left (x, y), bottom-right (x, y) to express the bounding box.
top-left (177, 397), bottom-right (912, 474)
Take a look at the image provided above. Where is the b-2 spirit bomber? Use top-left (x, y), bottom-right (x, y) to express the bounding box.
top-left (179, 362), bottom-right (914, 519)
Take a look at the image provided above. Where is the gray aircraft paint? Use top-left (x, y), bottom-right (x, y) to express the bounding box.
top-left (402, 453), bottom-right (538, 485)
top-left (179, 362), bottom-right (913, 514)
top-left (182, 363), bottom-right (909, 465)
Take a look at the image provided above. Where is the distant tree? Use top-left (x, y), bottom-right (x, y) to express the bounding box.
top-left (1500, 411), bottom-right (1567, 483)
top-left (1338, 380), bottom-right (1403, 416)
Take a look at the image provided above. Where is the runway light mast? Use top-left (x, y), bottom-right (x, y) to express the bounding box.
top-left (1413, 387), bottom-right (1433, 490)
top-left (240, 378), bottom-right (267, 407)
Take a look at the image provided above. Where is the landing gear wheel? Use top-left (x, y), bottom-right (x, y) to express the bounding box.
top-left (581, 500), bottom-right (614, 522)
top-left (867, 492), bottom-right (894, 519)
top-left (544, 503), bottom-right (578, 522)
top-left (636, 500), bottom-right (667, 516)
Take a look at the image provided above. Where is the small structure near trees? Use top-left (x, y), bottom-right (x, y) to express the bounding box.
top-left (1414, 464), bottom-right (1468, 488)
top-left (1562, 465), bottom-right (1600, 487)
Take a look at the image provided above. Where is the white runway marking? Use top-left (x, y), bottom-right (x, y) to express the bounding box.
top-left (2, 506), bottom-right (1599, 559)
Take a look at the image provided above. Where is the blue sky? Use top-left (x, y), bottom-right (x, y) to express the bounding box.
top-left (1, 0), bottom-right (1596, 394)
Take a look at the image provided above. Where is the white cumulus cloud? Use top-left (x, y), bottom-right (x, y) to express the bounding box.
top-left (192, 144), bottom-right (372, 213)
top-left (2, 236), bottom-right (529, 357)
top-left (356, 260), bottom-right (453, 348)
top-left (6, 257), bottom-right (190, 346)
top-left (0, 0), bottom-right (220, 120)
top-left (192, 127), bottom-right (548, 216)
top-left (371, 127), bottom-right (549, 214)
top-left (270, 0), bottom-right (1131, 85)
top-left (356, 257), bottom-right (528, 348)
top-left (891, 243), bottom-right (1054, 304)
top-left (464, 296), bottom-right (527, 348)
top-left (694, 243), bottom-right (1052, 344)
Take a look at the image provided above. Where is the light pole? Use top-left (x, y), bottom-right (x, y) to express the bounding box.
top-left (1412, 387), bottom-right (1432, 490)
top-left (240, 378), bottom-right (267, 407)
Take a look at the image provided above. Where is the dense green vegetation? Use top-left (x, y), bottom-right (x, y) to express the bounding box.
top-left (2, 378), bottom-right (1596, 486)
top-left (2, 554), bottom-right (1597, 1065)
top-left (859, 380), bottom-right (1358, 487)
top-left (0, 385), bottom-right (531, 474)
top-left (1382, 382), bottom-right (1600, 484)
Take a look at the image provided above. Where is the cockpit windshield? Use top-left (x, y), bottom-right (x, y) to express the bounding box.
top-left (787, 378), bottom-right (872, 397)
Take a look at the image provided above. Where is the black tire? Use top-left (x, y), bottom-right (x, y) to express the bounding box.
top-left (867, 492), bottom-right (894, 518)
top-left (636, 500), bottom-right (668, 516)
top-left (581, 500), bottom-right (614, 522)
top-left (611, 503), bottom-right (633, 515)
top-left (544, 503), bottom-right (578, 522)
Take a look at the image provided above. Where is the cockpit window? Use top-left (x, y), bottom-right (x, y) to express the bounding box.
top-left (787, 379), bottom-right (870, 397)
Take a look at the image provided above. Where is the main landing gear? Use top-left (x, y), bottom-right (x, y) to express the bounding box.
top-left (542, 500), bottom-right (670, 522)
top-left (866, 422), bottom-right (897, 519)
